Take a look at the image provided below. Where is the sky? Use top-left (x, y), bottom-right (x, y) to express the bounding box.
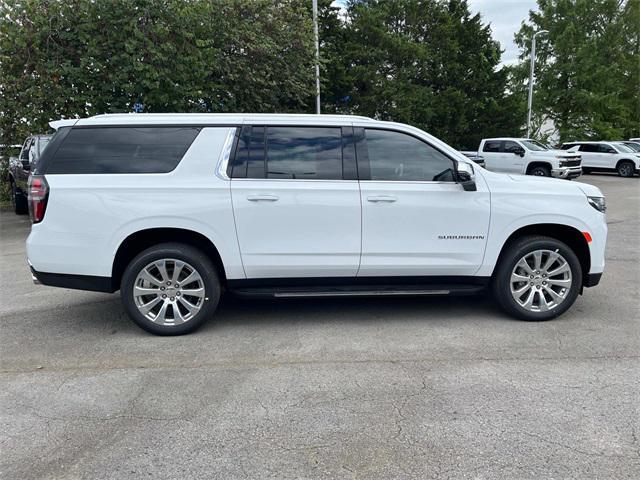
top-left (332, 0), bottom-right (538, 67)
top-left (467, 0), bottom-right (538, 66)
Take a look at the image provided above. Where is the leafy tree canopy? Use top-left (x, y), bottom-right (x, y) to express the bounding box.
top-left (512, 0), bottom-right (639, 142)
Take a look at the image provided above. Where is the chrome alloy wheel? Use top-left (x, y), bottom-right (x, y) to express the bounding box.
top-left (133, 259), bottom-right (205, 325)
top-left (510, 249), bottom-right (572, 312)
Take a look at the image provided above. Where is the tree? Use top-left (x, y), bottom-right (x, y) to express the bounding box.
top-left (321, 0), bottom-right (524, 149)
top-left (0, 0), bottom-right (317, 146)
top-left (513, 0), bottom-right (639, 142)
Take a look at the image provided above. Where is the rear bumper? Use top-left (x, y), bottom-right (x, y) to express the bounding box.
top-left (552, 166), bottom-right (582, 179)
top-left (29, 265), bottom-right (115, 293)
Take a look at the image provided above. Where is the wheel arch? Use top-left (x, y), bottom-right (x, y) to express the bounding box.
top-left (112, 228), bottom-right (227, 291)
top-left (494, 223), bottom-right (590, 285)
top-left (615, 158), bottom-right (636, 169)
top-left (526, 161), bottom-right (552, 175)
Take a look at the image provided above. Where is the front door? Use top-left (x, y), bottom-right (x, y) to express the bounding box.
top-left (357, 128), bottom-right (491, 277)
top-left (230, 125), bottom-right (361, 279)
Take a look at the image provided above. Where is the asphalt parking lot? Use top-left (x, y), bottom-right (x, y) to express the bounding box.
top-left (1, 174), bottom-right (639, 479)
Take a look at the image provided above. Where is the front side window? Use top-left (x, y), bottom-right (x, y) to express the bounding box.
top-left (265, 127), bottom-right (342, 180)
top-left (46, 127), bottom-right (201, 174)
top-left (503, 141), bottom-right (522, 153)
top-left (364, 129), bottom-right (455, 182)
top-left (483, 140), bottom-right (501, 152)
top-left (598, 144), bottom-right (617, 153)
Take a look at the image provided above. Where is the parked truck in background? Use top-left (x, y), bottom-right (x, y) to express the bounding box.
top-left (466, 138), bottom-right (582, 179)
top-left (8, 134), bottom-right (52, 214)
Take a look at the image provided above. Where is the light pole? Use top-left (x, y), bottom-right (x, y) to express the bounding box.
top-left (526, 30), bottom-right (548, 137)
top-left (312, 0), bottom-right (321, 114)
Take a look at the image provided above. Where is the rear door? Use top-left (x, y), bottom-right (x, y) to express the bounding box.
top-left (481, 140), bottom-right (503, 171)
top-left (357, 127), bottom-right (490, 277)
top-left (578, 144), bottom-right (602, 168)
top-left (16, 137), bottom-right (33, 192)
top-left (230, 125), bottom-right (361, 279)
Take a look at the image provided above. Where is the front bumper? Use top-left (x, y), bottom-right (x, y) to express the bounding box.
top-left (552, 166), bottom-right (582, 179)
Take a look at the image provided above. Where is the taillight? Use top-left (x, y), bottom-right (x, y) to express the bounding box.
top-left (28, 175), bottom-right (49, 223)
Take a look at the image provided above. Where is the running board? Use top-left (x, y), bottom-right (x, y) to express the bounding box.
top-left (229, 284), bottom-right (485, 299)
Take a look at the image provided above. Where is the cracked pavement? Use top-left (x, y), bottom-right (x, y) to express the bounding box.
top-left (1, 175), bottom-right (639, 479)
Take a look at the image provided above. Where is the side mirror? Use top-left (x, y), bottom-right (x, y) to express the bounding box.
top-left (457, 162), bottom-right (477, 191)
top-left (21, 160), bottom-right (31, 170)
top-left (515, 148), bottom-right (525, 157)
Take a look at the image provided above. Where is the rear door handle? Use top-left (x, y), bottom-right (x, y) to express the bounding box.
top-left (367, 195), bottom-right (397, 203)
top-left (247, 194), bottom-right (279, 202)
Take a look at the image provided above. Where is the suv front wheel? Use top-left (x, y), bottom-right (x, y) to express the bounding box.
top-left (492, 235), bottom-right (582, 321)
top-left (121, 243), bottom-right (221, 335)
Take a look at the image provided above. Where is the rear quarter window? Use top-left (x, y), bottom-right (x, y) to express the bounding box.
top-left (45, 127), bottom-right (201, 174)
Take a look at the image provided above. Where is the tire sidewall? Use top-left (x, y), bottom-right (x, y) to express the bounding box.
top-left (617, 161), bottom-right (634, 177)
top-left (121, 244), bottom-right (220, 335)
top-left (494, 237), bottom-right (582, 321)
top-left (530, 166), bottom-right (550, 177)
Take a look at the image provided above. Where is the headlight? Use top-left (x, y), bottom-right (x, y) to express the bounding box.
top-left (558, 160), bottom-right (567, 167)
top-left (587, 196), bottom-right (606, 213)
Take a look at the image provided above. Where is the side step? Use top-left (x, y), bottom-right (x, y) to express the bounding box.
top-left (229, 284), bottom-right (486, 299)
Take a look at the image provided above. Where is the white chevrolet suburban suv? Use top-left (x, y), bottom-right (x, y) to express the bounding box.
top-left (476, 138), bottom-right (582, 179)
top-left (26, 114), bottom-right (607, 335)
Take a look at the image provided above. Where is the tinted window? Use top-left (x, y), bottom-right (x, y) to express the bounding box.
top-left (579, 144), bottom-right (598, 152)
top-left (503, 141), bottom-right (522, 153)
top-left (561, 143), bottom-right (577, 150)
top-left (264, 127), bottom-right (342, 180)
top-left (365, 129), bottom-right (454, 182)
top-left (483, 141), bottom-right (501, 152)
top-left (46, 127), bottom-right (200, 174)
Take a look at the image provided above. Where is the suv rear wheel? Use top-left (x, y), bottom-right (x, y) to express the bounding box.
top-left (121, 243), bottom-right (220, 335)
top-left (492, 235), bottom-right (582, 321)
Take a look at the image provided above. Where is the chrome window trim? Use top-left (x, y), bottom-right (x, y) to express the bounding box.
top-left (215, 127), bottom-right (237, 181)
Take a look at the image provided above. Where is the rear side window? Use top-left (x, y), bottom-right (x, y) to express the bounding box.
top-left (230, 126), bottom-right (353, 180)
top-left (266, 127), bottom-right (342, 180)
top-left (483, 141), bottom-right (501, 152)
top-left (46, 127), bottom-right (201, 174)
top-left (579, 144), bottom-right (598, 153)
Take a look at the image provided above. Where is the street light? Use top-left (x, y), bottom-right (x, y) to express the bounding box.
top-left (312, 0), bottom-right (321, 114)
top-left (526, 30), bottom-right (548, 138)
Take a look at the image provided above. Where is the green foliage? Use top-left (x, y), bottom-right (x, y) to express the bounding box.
top-left (321, 0), bottom-right (525, 149)
top-left (513, 0), bottom-right (639, 142)
top-left (0, 0), bottom-right (317, 145)
top-left (2, 0), bottom-right (581, 154)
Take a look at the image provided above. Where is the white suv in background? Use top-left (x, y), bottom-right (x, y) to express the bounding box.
top-left (561, 141), bottom-right (640, 177)
top-left (26, 114), bottom-right (607, 335)
top-left (476, 138), bottom-right (582, 179)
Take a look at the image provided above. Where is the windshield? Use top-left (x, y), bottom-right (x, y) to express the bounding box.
top-left (521, 140), bottom-right (548, 151)
top-left (614, 143), bottom-right (635, 153)
top-left (616, 143), bottom-right (640, 152)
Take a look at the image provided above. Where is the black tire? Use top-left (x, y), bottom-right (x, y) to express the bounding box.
top-left (121, 243), bottom-right (221, 335)
top-left (617, 160), bottom-right (635, 178)
top-left (492, 235), bottom-right (582, 321)
top-left (10, 181), bottom-right (28, 215)
top-left (529, 165), bottom-right (551, 177)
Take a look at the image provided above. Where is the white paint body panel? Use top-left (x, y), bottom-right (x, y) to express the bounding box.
top-left (231, 179), bottom-right (361, 278)
top-left (27, 114), bottom-right (607, 288)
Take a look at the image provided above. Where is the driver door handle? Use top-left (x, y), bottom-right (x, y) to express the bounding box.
top-left (247, 194), bottom-right (279, 202)
top-left (367, 195), bottom-right (397, 203)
